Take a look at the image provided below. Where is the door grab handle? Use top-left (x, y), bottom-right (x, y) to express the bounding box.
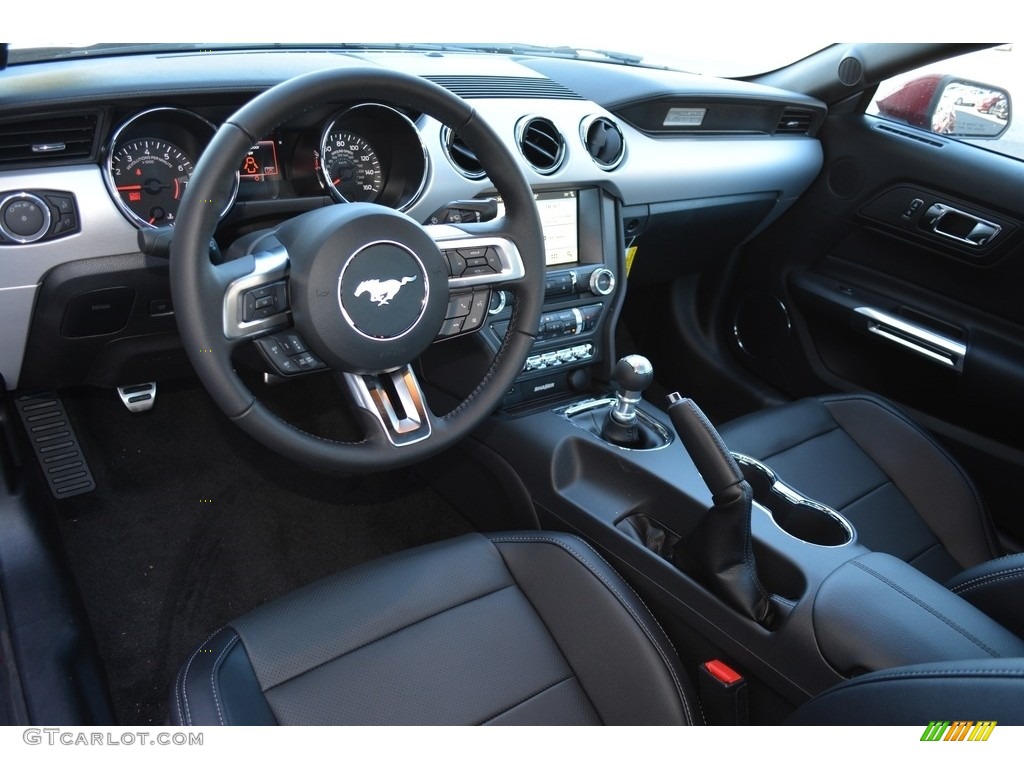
top-left (854, 307), bottom-right (966, 372)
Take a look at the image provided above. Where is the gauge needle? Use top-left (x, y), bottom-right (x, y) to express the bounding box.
top-left (117, 185), bottom-right (143, 191)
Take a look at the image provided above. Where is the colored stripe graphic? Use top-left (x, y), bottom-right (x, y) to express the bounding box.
top-left (968, 722), bottom-right (997, 741)
top-left (920, 721), bottom-right (996, 742)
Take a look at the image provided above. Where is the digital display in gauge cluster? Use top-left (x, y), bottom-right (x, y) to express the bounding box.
top-left (239, 141), bottom-right (281, 183)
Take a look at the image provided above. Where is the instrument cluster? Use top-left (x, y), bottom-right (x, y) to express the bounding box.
top-left (102, 103), bottom-right (429, 230)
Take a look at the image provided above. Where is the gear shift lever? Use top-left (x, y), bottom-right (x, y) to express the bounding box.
top-left (601, 355), bottom-right (655, 447)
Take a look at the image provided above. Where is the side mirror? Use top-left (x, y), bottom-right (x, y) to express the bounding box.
top-left (876, 75), bottom-right (1011, 139)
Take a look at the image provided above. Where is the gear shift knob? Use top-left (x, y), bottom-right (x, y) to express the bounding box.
top-left (609, 355), bottom-right (654, 425)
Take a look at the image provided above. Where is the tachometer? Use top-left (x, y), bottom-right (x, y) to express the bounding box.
top-left (110, 139), bottom-right (194, 226)
top-left (103, 107), bottom-right (237, 230)
top-left (320, 130), bottom-right (384, 203)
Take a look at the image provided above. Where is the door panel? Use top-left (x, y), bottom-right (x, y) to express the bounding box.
top-left (727, 112), bottom-right (1024, 543)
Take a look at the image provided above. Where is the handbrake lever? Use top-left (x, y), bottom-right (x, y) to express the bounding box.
top-left (666, 393), bottom-right (773, 626)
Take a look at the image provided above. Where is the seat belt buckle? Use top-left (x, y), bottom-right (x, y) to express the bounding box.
top-left (698, 659), bottom-right (748, 725)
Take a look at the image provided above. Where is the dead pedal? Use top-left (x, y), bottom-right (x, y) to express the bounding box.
top-left (14, 391), bottom-right (96, 499)
top-left (117, 382), bottom-right (157, 413)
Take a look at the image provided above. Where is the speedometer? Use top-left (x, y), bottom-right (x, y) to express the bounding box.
top-left (320, 130), bottom-right (384, 203)
top-left (110, 139), bottom-right (194, 226)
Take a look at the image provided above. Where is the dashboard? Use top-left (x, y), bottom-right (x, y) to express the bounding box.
top-left (0, 48), bottom-right (826, 400)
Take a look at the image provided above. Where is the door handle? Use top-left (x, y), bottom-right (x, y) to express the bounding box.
top-left (854, 307), bottom-right (967, 372)
top-left (922, 203), bottom-right (1001, 248)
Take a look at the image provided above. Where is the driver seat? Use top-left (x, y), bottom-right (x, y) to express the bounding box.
top-left (170, 531), bottom-right (1024, 726)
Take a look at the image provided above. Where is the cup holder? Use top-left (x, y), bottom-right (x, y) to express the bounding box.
top-left (733, 453), bottom-right (853, 547)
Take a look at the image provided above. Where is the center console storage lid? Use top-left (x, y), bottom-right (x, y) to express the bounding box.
top-left (813, 552), bottom-right (1024, 675)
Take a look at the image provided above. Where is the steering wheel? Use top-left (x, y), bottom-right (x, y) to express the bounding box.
top-left (170, 68), bottom-right (545, 473)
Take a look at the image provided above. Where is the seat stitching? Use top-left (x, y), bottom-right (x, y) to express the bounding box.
top-left (209, 634), bottom-right (240, 726)
top-left (821, 393), bottom-right (998, 561)
top-left (476, 674), bottom-right (581, 725)
top-left (824, 667), bottom-right (1024, 687)
top-left (850, 560), bottom-right (1003, 657)
top-left (802, 666), bottom-right (1024, 711)
top-left (759, 425), bottom-right (841, 464)
top-left (906, 540), bottom-right (948, 568)
top-left (261, 582), bottom-right (517, 694)
top-left (950, 566), bottom-right (1024, 595)
top-left (490, 534), bottom-right (696, 725)
top-left (832, 478), bottom-right (891, 513)
top-left (178, 628), bottom-right (222, 726)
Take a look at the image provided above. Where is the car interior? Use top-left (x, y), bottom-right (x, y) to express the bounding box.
top-left (1, 41), bottom-right (1024, 727)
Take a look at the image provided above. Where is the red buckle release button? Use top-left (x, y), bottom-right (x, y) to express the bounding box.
top-left (703, 659), bottom-right (743, 686)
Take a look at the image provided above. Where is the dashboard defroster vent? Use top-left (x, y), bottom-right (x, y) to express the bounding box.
top-left (581, 115), bottom-right (625, 170)
top-left (427, 75), bottom-right (582, 100)
top-left (441, 127), bottom-right (486, 179)
top-left (517, 116), bottom-right (565, 175)
top-left (0, 112), bottom-right (100, 167)
top-left (775, 108), bottom-right (814, 135)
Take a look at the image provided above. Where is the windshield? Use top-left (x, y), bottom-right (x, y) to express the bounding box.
top-left (4, 41), bottom-right (832, 78)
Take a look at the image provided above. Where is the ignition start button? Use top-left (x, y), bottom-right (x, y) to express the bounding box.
top-left (1, 193), bottom-right (52, 243)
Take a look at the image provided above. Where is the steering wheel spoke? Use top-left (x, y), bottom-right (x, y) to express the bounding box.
top-left (342, 366), bottom-right (433, 447)
top-left (221, 245), bottom-right (292, 342)
top-left (426, 223), bottom-right (526, 290)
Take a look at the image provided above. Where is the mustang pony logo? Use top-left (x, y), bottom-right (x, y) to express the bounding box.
top-left (353, 276), bottom-right (418, 306)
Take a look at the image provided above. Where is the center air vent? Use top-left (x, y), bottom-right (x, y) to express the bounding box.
top-left (775, 108), bottom-right (814, 135)
top-left (0, 112), bottom-right (100, 167)
top-left (441, 127), bottom-right (486, 179)
top-left (516, 116), bottom-right (565, 175)
top-left (581, 115), bottom-right (625, 170)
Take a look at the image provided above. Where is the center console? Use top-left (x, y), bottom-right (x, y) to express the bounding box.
top-left (470, 369), bottom-right (1024, 717)
top-left (479, 188), bottom-right (624, 406)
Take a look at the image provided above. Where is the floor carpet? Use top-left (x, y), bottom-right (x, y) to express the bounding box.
top-left (52, 377), bottom-right (473, 725)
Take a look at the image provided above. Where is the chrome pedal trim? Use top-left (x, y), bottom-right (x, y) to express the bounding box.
top-left (117, 382), bottom-right (157, 413)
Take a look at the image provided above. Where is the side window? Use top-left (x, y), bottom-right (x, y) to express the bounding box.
top-left (866, 45), bottom-right (1021, 161)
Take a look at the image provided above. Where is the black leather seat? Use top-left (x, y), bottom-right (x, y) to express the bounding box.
top-left (171, 532), bottom-right (698, 726)
top-left (718, 393), bottom-right (1024, 634)
top-left (171, 530), bottom-right (1024, 725)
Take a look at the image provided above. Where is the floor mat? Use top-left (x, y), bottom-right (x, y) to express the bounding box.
top-left (51, 378), bottom-right (474, 725)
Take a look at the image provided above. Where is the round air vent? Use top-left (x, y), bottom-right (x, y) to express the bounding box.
top-left (440, 126), bottom-right (486, 179)
top-left (581, 115), bottom-right (625, 170)
top-left (516, 116), bottom-right (565, 175)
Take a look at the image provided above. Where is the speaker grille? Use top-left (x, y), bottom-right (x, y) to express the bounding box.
top-left (838, 57), bottom-right (864, 87)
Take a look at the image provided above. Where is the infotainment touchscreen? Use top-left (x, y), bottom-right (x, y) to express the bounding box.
top-left (535, 190), bottom-right (579, 267)
top-left (495, 190), bottom-right (579, 267)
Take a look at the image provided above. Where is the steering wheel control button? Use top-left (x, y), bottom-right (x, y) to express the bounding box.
top-left (446, 292), bottom-right (474, 319)
top-left (277, 333), bottom-right (307, 355)
top-left (255, 335), bottom-right (325, 376)
top-left (340, 242), bottom-right (427, 339)
top-left (241, 281), bottom-right (289, 322)
top-left (461, 290), bottom-right (491, 332)
top-left (445, 249), bottom-right (467, 276)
